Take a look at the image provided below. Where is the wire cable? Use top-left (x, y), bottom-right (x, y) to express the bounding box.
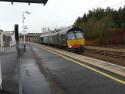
top-left (57, 0), bottom-right (108, 26)
top-left (58, 0), bottom-right (125, 26)
top-left (111, 1), bottom-right (125, 8)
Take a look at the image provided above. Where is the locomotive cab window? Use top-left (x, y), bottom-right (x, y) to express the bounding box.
top-left (75, 31), bottom-right (84, 39)
top-left (67, 31), bottom-right (84, 40)
top-left (67, 31), bottom-right (75, 40)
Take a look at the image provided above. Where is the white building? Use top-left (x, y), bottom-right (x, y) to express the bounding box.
top-left (0, 29), bottom-right (4, 50)
top-left (10, 31), bottom-right (16, 46)
top-left (3, 31), bottom-right (16, 47)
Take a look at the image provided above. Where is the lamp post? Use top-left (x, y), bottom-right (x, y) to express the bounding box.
top-left (22, 11), bottom-right (31, 52)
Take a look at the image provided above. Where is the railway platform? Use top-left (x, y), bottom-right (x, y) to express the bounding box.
top-left (0, 47), bottom-right (19, 94)
top-left (0, 42), bottom-right (125, 94)
top-left (0, 42), bottom-right (52, 94)
top-left (31, 43), bottom-right (125, 94)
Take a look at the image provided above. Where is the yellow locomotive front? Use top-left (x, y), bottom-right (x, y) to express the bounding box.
top-left (67, 30), bottom-right (85, 52)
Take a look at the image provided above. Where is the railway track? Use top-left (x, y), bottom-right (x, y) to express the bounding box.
top-left (37, 42), bottom-right (125, 66)
top-left (85, 46), bottom-right (125, 59)
top-left (38, 43), bottom-right (125, 59)
top-left (55, 45), bottom-right (125, 59)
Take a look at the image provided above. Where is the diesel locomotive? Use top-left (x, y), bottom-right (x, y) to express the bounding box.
top-left (39, 27), bottom-right (85, 52)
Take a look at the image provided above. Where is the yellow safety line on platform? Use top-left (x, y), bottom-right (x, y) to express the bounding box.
top-left (34, 43), bottom-right (125, 85)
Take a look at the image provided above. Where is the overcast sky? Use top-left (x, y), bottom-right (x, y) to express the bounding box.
top-left (0, 0), bottom-right (125, 33)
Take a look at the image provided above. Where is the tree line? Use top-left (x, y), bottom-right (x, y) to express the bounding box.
top-left (74, 6), bottom-right (125, 45)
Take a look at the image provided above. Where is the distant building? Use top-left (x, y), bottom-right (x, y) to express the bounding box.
top-left (25, 33), bottom-right (42, 42)
top-left (3, 31), bottom-right (13, 37)
top-left (0, 30), bottom-right (15, 47)
top-left (3, 31), bottom-right (13, 47)
top-left (0, 29), bottom-right (3, 47)
top-left (10, 31), bottom-right (16, 46)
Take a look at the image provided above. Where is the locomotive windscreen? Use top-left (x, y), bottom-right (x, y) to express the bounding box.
top-left (75, 31), bottom-right (84, 39)
top-left (67, 31), bottom-right (83, 40)
top-left (67, 32), bottom-right (75, 40)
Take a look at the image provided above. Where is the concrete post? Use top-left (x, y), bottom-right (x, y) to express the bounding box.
top-left (0, 29), bottom-right (3, 91)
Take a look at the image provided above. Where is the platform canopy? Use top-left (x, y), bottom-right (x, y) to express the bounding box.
top-left (0, 0), bottom-right (48, 5)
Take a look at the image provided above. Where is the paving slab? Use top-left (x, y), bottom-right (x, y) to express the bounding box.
top-left (20, 45), bottom-right (52, 94)
top-left (0, 47), bottom-right (19, 94)
top-left (0, 41), bottom-right (52, 94)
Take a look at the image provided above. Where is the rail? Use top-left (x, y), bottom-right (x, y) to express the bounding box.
top-left (85, 46), bottom-right (125, 59)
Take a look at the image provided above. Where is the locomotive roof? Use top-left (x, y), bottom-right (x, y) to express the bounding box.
top-left (58, 26), bottom-right (84, 35)
top-left (40, 27), bottom-right (83, 37)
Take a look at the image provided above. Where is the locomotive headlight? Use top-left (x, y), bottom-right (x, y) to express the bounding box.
top-left (69, 45), bottom-right (72, 48)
